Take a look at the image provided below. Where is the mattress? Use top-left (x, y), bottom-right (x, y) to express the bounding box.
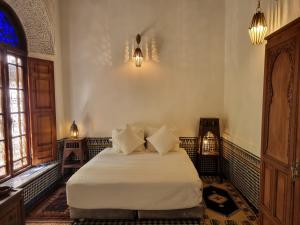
top-left (66, 148), bottom-right (202, 210)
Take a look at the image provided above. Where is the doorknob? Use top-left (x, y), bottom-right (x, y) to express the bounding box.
top-left (292, 161), bottom-right (300, 182)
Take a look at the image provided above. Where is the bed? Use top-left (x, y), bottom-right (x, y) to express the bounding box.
top-left (66, 148), bottom-right (203, 219)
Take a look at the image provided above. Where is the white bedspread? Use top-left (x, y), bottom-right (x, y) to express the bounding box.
top-left (66, 148), bottom-right (202, 210)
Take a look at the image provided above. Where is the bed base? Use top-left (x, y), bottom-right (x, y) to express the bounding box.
top-left (70, 205), bottom-right (204, 220)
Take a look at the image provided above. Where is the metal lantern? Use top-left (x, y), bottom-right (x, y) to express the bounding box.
top-left (133, 34), bottom-right (143, 67)
top-left (70, 120), bottom-right (79, 139)
top-left (201, 131), bottom-right (219, 155)
top-left (248, 0), bottom-right (268, 45)
top-left (198, 118), bottom-right (220, 156)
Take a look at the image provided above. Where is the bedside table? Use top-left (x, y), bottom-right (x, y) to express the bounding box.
top-left (0, 188), bottom-right (25, 225)
top-left (197, 154), bottom-right (222, 178)
top-left (61, 138), bottom-right (87, 175)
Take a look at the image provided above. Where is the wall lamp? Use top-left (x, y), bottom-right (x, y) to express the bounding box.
top-left (133, 34), bottom-right (143, 67)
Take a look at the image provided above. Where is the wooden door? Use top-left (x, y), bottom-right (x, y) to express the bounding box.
top-left (293, 47), bottom-right (300, 225)
top-left (28, 58), bottom-right (56, 165)
top-left (260, 19), bottom-right (300, 225)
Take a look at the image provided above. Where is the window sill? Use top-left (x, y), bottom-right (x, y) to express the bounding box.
top-left (0, 163), bottom-right (59, 188)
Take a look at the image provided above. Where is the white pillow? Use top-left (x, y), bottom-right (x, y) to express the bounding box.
top-left (146, 125), bottom-right (178, 155)
top-left (146, 126), bottom-right (179, 152)
top-left (112, 129), bottom-right (122, 152)
top-left (115, 125), bottom-right (145, 155)
top-left (112, 125), bottom-right (145, 152)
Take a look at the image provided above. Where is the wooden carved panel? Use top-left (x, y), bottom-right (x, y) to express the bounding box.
top-left (263, 39), bottom-right (296, 165)
top-left (30, 60), bottom-right (53, 111)
top-left (275, 171), bottom-right (288, 223)
top-left (266, 52), bottom-right (291, 163)
top-left (262, 215), bottom-right (276, 225)
top-left (262, 162), bottom-right (273, 210)
top-left (35, 78), bottom-right (51, 108)
top-left (31, 112), bottom-right (55, 164)
top-left (36, 114), bottom-right (52, 146)
top-left (293, 179), bottom-right (300, 225)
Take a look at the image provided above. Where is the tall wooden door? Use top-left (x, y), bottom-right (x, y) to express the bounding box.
top-left (260, 18), bottom-right (300, 225)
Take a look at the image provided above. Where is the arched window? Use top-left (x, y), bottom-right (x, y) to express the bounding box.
top-left (0, 1), bottom-right (29, 181)
top-left (0, 2), bottom-right (26, 51)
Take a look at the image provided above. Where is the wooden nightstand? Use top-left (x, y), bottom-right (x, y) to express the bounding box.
top-left (61, 138), bottom-right (87, 175)
top-left (0, 189), bottom-right (25, 225)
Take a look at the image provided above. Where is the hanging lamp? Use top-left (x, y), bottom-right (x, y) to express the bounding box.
top-left (248, 0), bottom-right (268, 45)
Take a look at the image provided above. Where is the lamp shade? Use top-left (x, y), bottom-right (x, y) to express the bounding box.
top-left (248, 2), bottom-right (267, 45)
top-left (70, 120), bottom-right (79, 139)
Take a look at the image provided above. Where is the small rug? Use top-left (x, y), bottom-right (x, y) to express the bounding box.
top-left (26, 185), bottom-right (71, 223)
top-left (72, 219), bottom-right (200, 225)
top-left (27, 223), bottom-right (70, 225)
top-left (203, 185), bottom-right (239, 216)
top-left (201, 177), bottom-right (258, 225)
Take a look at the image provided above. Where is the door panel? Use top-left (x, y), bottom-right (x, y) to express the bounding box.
top-left (262, 214), bottom-right (276, 225)
top-left (35, 78), bottom-right (51, 108)
top-left (36, 114), bottom-right (53, 146)
top-left (261, 19), bottom-right (300, 225)
top-left (262, 163), bottom-right (273, 210)
top-left (275, 171), bottom-right (288, 223)
top-left (293, 179), bottom-right (300, 225)
top-left (266, 52), bottom-right (291, 164)
top-left (29, 58), bottom-right (54, 112)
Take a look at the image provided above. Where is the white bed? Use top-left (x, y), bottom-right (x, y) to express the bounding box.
top-left (66, 148), bottom-right (202, 211)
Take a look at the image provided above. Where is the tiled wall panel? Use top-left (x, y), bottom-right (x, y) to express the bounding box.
top-left (222, 139), bottom-right (260, 209)
top-left (24, 165), bottom-right (60, 205)
top-left (179, 137), bottom-right (198, 164)
top-left (23, 140), bottom-right (64, 209)
top-left (86, 138), bottom-right (112, 159)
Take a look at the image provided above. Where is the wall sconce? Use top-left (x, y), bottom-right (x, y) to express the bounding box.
top-left (70, 120), bottom-right (79, 139)
top-left (133, 34), bottom-right (143, 67)
top-left (248, 0), bottom-right (268, 45)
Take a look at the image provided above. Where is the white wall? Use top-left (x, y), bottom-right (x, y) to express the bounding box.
top-left (60, 0), bottom-right (225, 137)
top-left (223, 0), bottom-right (300, 156)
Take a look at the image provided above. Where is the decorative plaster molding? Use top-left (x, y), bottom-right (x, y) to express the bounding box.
top-left (5, 0), bottom-right (55, 55)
